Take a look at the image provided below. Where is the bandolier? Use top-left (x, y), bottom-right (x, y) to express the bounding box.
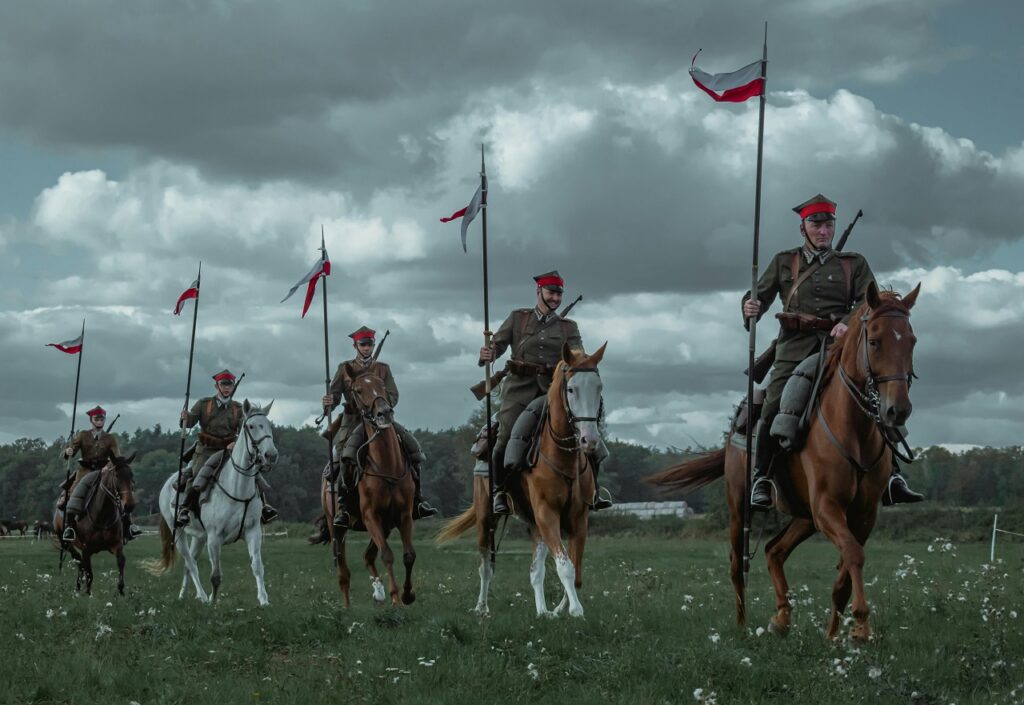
top-left (483, 270), bottom-right (612, 514)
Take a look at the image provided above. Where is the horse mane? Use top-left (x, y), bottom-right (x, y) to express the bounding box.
top-left (822, 289), bottom-right (911, 386)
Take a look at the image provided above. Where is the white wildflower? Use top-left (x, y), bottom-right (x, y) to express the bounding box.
top-left (708, 632), bottom-right (720, 644)
top-left (45, 609), bottom-right (54, 619)
top-left (755, 627), bottom-right (766, 637)
top-left (868, 667), bottom-right (882, 680)
top-left (740, 657), bottom-right (752, 667)
top-left (527, 663), bottom-right (540, 680)
top-left (95, 623), bottom-right (112, 640)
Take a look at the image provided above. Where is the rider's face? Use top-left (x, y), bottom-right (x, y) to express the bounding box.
top-left (801, 219), bottom-right (836, 250)
top-left (536, 287), bottom-right (563, 313)
top-left (90, 415), bottom-right (105, 429)
top-left (354, 339), bottom-right (375, 357)
top-left (215, 379), bottom-right (235, 396)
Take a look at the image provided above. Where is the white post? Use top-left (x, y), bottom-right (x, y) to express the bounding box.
top-left (990, 513), bottom-right (998, 563)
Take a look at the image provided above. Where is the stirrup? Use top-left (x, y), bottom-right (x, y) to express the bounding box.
top-left (61, 526), bottom-right (77, 544)
top-left (750, 477), bottom-right (775, 512)
top-left (260, 505), bottom-right (279, 525)
top-left (413, 501), bottom-right (438, 520)
top-left (174, 509), bottom-right (191, 528)
top-left (882, 474), bottom-right (924, 506)
top-left (591, 486), bottom-right (614, 511)
top-left (492, 491), bottom-right (512, 516)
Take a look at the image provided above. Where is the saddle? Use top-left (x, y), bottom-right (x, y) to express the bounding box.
top-left (340, 422), bottom-right (425, 478)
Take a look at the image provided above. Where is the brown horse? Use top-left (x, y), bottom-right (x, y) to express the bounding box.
top-left (320, 368), bottom-right (416, 607)
top-left (53, 453), bottom-right (137, 595)
top-left (439, 342), bottom-right (607, 618)
top-left (649, 282), bottom-right (920, 641)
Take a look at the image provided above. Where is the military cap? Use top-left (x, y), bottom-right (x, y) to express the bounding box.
top-left (793, 194), bottom-right (837, 222)
top-left (349, 326), bottom-right (376, 343)
top-left (212, 369), bottom-right (236, 382)
top-left (533, 270), bottom-right (564, 293)
top-left (86, 405), bottom-right (106, 418)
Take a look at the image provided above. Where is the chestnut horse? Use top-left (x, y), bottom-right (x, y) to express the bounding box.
top-left (53, 453), bottom-right (137, 595)
top-left (320, 367), bottom-right (416, 608)
top-left (439, 342), bottom-right (607, 618)
top-left (649, 283), bottom-right (920, 641)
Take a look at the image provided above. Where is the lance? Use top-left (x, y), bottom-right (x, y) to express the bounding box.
top-left (58, 318), bottom-right (86, 571)
top-left (742, 24), bottom-right (768, 589)
top-left (317, 227), bottom-right (337, 522)
top-left (478, 144), bottom-right (498, 569)
top-left (172, 262), bottom-right (201, 548)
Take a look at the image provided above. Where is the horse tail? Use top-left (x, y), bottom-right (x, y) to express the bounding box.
top-left (144, 517), bottom-right (177, 575)
top-left (435, 506), bottom-right (476, 544)
top-left (646, 447), bottom-right (727, 494)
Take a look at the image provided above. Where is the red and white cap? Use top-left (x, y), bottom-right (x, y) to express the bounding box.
top-left (793, 194), bottom-right (837, 222)
top-left (86, 405), bottom-right (106, 418)
top-left (533, 270), bottom-right (564, 292)
top-left (212, 369), bottom-right (236, 382)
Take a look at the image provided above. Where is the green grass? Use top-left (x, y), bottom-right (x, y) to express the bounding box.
top-left (0, 525), bottom-right (1022, 704)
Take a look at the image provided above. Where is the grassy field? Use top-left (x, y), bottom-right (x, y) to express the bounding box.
top-left (0, 524), bottom-right (1021, 705)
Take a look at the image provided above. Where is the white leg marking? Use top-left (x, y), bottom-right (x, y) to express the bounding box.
top-left (371, 576), bottom-right (387, 604)
top-left (474, 550), bottom-right (492, 616)
top-left (554, 552), bottom-right (584, 618)
top-left (246, 526), bottom-right (269, 606)
top-left (530, 542), bottom-right (552, 617)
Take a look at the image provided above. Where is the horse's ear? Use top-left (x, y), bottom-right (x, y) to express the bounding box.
top-left (865, 280), bottom-right (881, 309)
top-left (243, 398), bottom-right (251, 416)
top-left (902, 282), bottom-right (922, 311)
top-left (125, 451), bottom-right (136, 464)
top-left (561, 341), bottom-right (574, 365)
top-left (588, 342), bottom-right (608, 366)
top-left (264, 399), bottom-right (274, 415)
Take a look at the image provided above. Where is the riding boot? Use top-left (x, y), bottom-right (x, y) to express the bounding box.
top-left (750, 421), bottom-right (776, 512)
top-left (174, 467), bottom-right (193, 493)
top-left (256, 474), bottom-right (278, 524)
top-left (332, 466), bottom-right (351, 529)
top-left (175, 487), bottom-right (200, 528)
top-left (122, 512), bottom-right (143, 542)
top-left (588, 455), bottom-right (613, 511)
top-left (491, 445), bottom-right (512, 516)
top-left (410, 464), bottom-right (438, 520)
top-left (882, 461), bottom-right (924, 506)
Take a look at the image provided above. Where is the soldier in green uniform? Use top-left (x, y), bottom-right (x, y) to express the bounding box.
top-left (321, 327), bottom-right (437, 529)
top-left (59, 405), bottom-right (142, 543)
top-left (480, 270), bottom-right (613, 515)
top-left (175, 370), bottom-right (278, 527)
top-left (742, 194), bottom-right (923, 510)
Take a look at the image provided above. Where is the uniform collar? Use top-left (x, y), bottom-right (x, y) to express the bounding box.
top-left (802, 245), bottom-right (833, 265)
top-left (357, 355), bottom-right (373, 368)
top-left (215, 394), bottom-right (232, 407)
top-left (91, 429), bottom-right (101, 440)
top-left (534, 306), bottom-right (555, 323)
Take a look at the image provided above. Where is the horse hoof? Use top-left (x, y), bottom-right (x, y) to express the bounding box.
top-left (849, 625), bottom-right (872, 643)
top-left (569, 607), bottom-right (585, 619)
top-left (402, 592), bottom-right (415, 606)
top-left (768, 619), bottom-right (790, 637)
top-left (538, 610), bottom-right (557, 619)
top-left (472, 605), bottom-right (490, 617)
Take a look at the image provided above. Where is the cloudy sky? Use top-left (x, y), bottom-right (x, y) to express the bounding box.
top-left (1, 0), bottom-right (1022, 451)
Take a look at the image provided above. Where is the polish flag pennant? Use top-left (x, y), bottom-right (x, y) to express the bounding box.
top-left (173, 279), bottom-right (199, 315)
top-left (281, 249), bottom-right (331, 318)
top-left (46, 334), bottom-right (83, 355)
top-left (689, 51), bottom-right (764, 103)
top-left (440, 178), bottom-right (486, 252)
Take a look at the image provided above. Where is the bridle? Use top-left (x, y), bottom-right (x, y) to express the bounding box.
top-left (818, 308), bottom-right (918, 472)
top-left (228, 410), bottom-right (275, 477)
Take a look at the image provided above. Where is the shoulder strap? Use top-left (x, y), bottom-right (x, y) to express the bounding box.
top-left (231, 403), bottom-right (241, 427)
top-left (839, 256), bottom-right (853, 303)
top-left (784, 251), bottom-right (825, 312)
top-left (205, 398), bottom-right (213, 424)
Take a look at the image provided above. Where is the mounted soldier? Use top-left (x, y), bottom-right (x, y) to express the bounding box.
top-left (741, 194), bottom-right (923, 510)
top-left (322, 326), bottom-right (437, 529)
top-left (59, 405), bottom-right (141, 544)
top-left (479, 270), bottom-right (612, 515)
top-left (175, 370), bottom-right (277, 527)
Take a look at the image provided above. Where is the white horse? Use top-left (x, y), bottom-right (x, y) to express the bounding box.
top-left (151, 400), bottom-right (278, 605)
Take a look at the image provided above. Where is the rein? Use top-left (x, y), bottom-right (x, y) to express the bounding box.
top-left (81, 467), bottom-right (130, 534)
top-left (540, 365), bottom-right (601, 482)
top-left (214, 409), bottom-right (273, 543)
top-left (354, 401), bottom-right (409, 484)
top-left (818, 308), bottom-right (917, 476)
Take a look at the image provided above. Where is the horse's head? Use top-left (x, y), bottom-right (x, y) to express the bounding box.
top-left (554, 341), bottom-right (608, 454)
top-left (847, 281), bottom-right (921, 428)
top-left (348, 370), bottom-right (394, 429)
top-left (241, 400), bottom-right (279, 467)
top-left (109, 452), bottom-right (137, 506)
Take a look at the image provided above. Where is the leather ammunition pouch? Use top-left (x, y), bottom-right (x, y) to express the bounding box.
top-left (775, 312), bottom-right (835, 333)
top-left (198, 431), bottom-right (235, 449)
top-left (507, 359), bottom-right (554, 378)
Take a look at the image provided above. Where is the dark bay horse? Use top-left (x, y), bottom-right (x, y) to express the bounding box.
top-left (439, 342), bottom-right (607, 618)
top-left (649, 283), bottom-right (920, 641)
top-left (53, 453), bottom-right (137, 595)
top-left (321, 368), bottom-right (416, 607)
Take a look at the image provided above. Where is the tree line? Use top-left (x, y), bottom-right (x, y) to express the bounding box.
top-left (1, 414), bottom-right (1021, 524)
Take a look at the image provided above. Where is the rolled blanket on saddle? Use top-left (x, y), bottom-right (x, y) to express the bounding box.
top-left (340, 422), bottom-right (426, 467)
top-left (505, 396), bottom-right (610, 471)
top-left (770, 352), bottom-right (822, 450)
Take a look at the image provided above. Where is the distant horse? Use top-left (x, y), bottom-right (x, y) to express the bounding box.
top-left (439, 342), bottom-right (607, 618)
top-left (1, 518), bottom-right (27, 536)
top-left (151, 400), bottom-right (278, 606)
top-left (53, 453), bottom-right (137, 595)
top-left (34, 520), bottom-right (55, 540)
top-left (649, 283), bottom-right (920, 641)
top-left (320, 368), bottom-right (416, 608)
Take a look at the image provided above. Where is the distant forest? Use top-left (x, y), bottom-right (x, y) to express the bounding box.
top-left (2, 410), bottom-right (1022, 523)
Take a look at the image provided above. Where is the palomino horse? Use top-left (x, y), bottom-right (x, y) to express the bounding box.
top-left (151, 400), bottom-right (278, 606)
top-left (320, 368), bottom-right (416, 607)
top-left (649, 283), bottom-right (920, 641)
top-left (439, 342), bottom-right (607, 618)
top-left (52, 453), bottom-right (137, 595)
